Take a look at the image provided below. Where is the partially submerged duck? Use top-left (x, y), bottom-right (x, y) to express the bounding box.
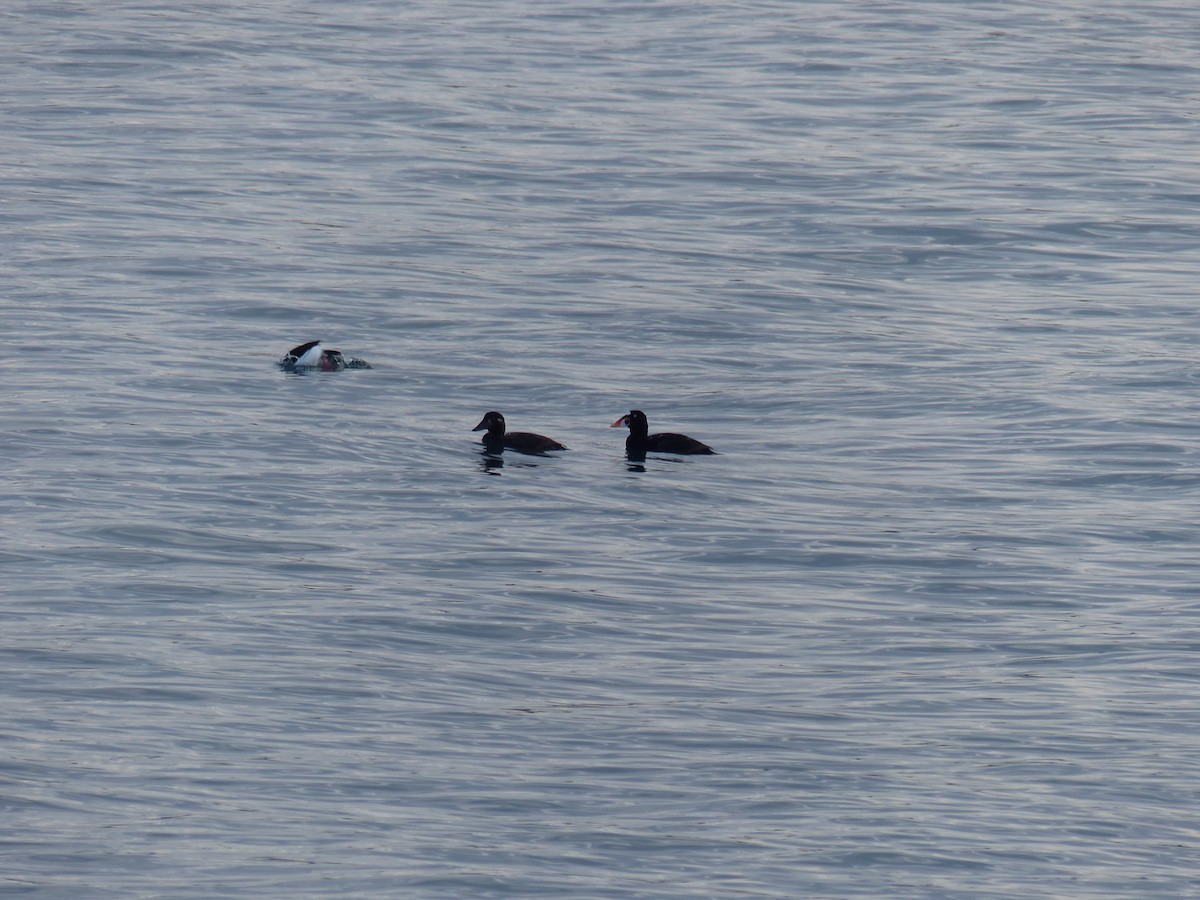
top-left (611, 409), bottom-right (714, 456)
top-left (473, 411), bottom-right (566, 454)
top-left (280, 340), bottom-right (371, 371)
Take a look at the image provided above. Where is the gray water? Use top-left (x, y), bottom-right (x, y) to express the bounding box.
top-left (4, 1), bottom-right (1200, 896)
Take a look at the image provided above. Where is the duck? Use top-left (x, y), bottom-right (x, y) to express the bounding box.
top-left (473, 411), bottom-right (567, 454)
top-left (280, 340), bottom-right (371, 371)
top-left (611, 409), bottom-right (714, 456)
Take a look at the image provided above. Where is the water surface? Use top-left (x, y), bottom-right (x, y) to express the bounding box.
top-left (3, 1), bottom-right (1200, 896)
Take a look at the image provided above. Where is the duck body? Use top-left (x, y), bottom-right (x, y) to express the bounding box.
top-left (473, 411), bottom-right (566, 454)
top-left (612, 409), bottom-right (714, 456)
top-left (281, 340), bottom-right (371, 371)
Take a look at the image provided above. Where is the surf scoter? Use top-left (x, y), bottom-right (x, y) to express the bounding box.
top-left (473, 411), bottom-right (567, 454)
top-left (280, 341), bottom-right (371, 371)
top-left (611, 409), bottom-right (714, 456)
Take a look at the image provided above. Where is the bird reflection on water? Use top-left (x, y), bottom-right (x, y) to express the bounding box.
top-left (477, 448), bottom-right (552, 475)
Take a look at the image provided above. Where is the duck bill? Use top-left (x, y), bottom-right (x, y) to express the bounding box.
top-left (472, 420), bottom-right (488, 432)
top-left (610, 415), bottom-right (629, 428)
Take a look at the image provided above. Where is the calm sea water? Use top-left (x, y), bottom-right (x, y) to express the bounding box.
top-left (4, 1), bottom-right (1200, 896)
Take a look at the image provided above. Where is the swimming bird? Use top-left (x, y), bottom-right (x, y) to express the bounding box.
top-left (473, 411), bottom-right (566, 454)
top-left (611, 409), bottom-right (714, 456)
top-left (280, 341), bottom-right (371, 371)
